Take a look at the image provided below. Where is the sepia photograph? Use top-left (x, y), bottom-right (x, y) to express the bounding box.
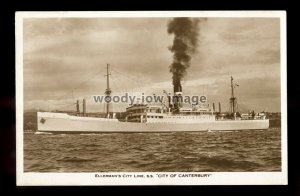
top-left (16, 11), bottom-right (287, 185)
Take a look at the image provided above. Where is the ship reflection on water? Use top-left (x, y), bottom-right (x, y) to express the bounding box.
top-left (24, 128), bottom-right (281, 172)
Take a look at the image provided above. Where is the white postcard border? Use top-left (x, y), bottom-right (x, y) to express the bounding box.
top-left (16, 11), bottom-right (287, 186)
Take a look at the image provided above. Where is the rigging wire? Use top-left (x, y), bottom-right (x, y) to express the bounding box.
top-left (109, 65), bottom-right (147, 91)
top-left (55, 68), bottom-right (104, 101)
top-left (109, 74), bottom-right (127, 113)
top-left (109, 69), bottom-right (136, 96)
top-left (48, 67), bottom-right (105, 110)
top-left (110, 73), bottom-right (124, 93)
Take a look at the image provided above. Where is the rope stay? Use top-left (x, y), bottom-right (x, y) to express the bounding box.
top-left (48, 68), bottom-right (105, 111)
top-left (47, 63), bottom-right (150, 112)
top-left (109, 65), bottom-right (147, 91)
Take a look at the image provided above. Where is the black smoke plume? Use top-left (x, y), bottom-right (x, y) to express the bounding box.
top-left (168, 18), bottom-right (200, 92)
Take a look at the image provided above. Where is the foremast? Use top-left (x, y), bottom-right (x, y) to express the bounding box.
top-left (230, 76), bottom-right (237, 114)
top-left (105, 64), bottom-right (111, 115)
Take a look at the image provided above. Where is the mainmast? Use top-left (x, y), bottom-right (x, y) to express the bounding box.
top-left (230, 76), bottom-right (237, 114)
top-left (105, 64), bottom-right (111, 115)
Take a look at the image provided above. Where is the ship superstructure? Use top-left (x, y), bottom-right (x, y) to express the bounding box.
top-left (37, 64), bottom-right (269, 133)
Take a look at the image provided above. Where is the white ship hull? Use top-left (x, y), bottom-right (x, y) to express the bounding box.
top-left (37, 112), bottom-right (269, 133)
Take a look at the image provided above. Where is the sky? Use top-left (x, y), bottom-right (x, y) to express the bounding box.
top-left (23, 17), bottom-right (281, 113)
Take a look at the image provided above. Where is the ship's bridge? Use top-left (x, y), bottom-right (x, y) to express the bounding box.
top-left (125, 103), bottom-right (215, 123)
top-left (125, 104), bottom-right (166, 123)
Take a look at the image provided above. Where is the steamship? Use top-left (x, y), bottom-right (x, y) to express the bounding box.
top-left (37, 64), bottom-right (269, 133)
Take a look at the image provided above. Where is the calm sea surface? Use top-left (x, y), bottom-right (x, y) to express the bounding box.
top-left (24, 129), bottom-right (281, 172)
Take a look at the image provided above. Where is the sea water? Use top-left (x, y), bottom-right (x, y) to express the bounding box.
top-left (24, 128), bottom-right (281, 172)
